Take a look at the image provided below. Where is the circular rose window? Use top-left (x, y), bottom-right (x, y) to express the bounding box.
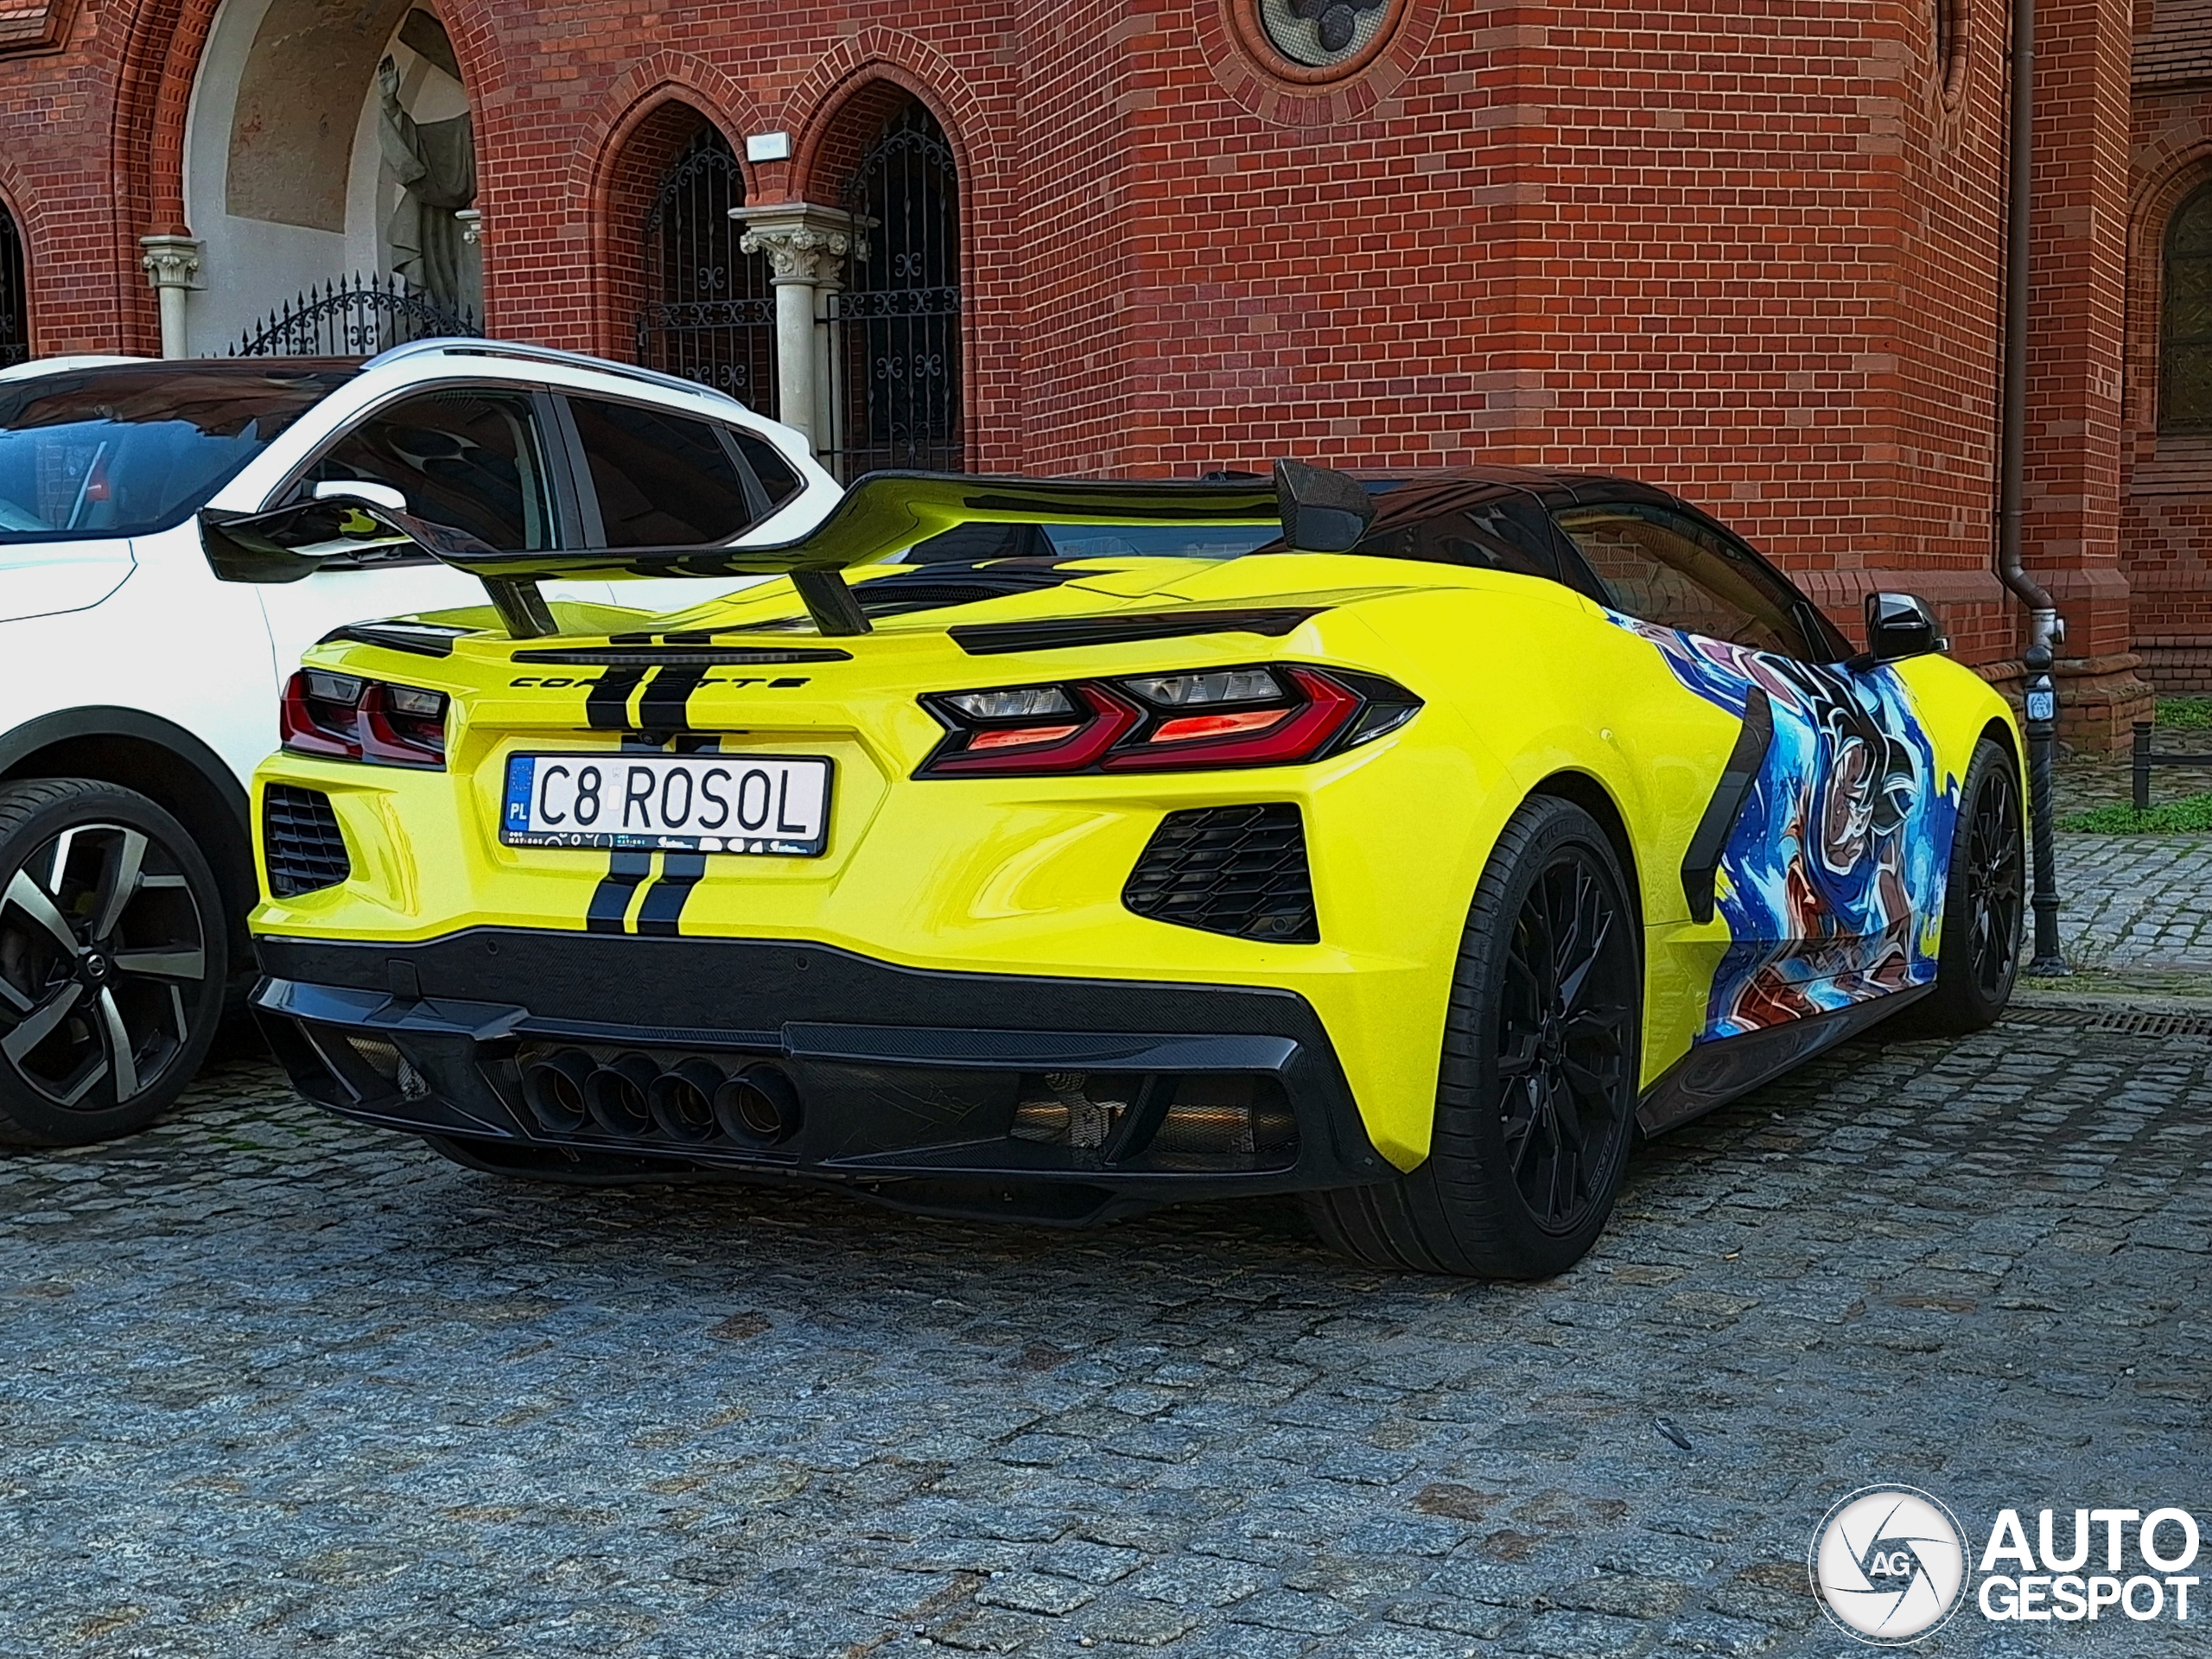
top-left (1255, 0), bottom-right (1395, 73)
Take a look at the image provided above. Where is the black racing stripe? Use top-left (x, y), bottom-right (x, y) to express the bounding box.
top-left (584, 666), bottom-right (648, 730)
top-left (635, 853), bottom-right (707, 938)
top-left (587, 850), bottom-right (653, 934)
top-left (637, 664), bottom-right (709, 733)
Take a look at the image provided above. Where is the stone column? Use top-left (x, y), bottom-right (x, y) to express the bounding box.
top-left (733, 204), bottom-right (856, 455)
top-left (138, 235), bottom-right (202, 359)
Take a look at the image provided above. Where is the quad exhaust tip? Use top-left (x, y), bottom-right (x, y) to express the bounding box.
top-left (520, 1047), bottom-right (801, 1148)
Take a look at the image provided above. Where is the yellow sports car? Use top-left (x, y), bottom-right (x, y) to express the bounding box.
top-left (213, 462), bottom-right (2023, 1277)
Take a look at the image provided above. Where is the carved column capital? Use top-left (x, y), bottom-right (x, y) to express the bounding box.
top-left (732, 203), bottom-right (859, 287)
top-left (137, 233), bottom-right (202, 291)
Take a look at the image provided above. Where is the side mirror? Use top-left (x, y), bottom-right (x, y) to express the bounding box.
top-left (312, 479), bottom-right (409, 513)
top-left (1273, 459), bottom-right (1374, 552)
top-left (1859, 591), bottom-right (1944, 665)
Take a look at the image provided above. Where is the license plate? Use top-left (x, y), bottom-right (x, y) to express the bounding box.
top-left (501, 753), bottom-right (831, 855)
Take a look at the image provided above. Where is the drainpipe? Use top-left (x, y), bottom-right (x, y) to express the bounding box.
top-left (1995, 0), bottom-right (2067, 975)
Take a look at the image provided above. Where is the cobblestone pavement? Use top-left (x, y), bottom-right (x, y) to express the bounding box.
top-left (5, 1014), bottom-right (2209, 1658)
top-left (2038, 757), bottom-right (2212, 982)
top-left (2053, 834), bottom-right (2212, 977)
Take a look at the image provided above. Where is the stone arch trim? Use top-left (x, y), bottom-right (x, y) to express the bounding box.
top-left (569, 57), bottom-right (772, 359)
top-left (2127, 137), bottom-right (2212, 441)
top-left (114, 0), bottom-right (506, 351)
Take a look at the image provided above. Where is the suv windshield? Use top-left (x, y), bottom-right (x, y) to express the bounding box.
top-left (0, 365), bottom-right (351, 543)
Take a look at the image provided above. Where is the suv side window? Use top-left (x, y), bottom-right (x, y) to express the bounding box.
top-left (727, 427), bottom-right (804, 513)
top-left (565, 396), bottom-right (764, 548)
top-left (1554, 502), bottom-right (1817, 658)
top-left (296, 389), bottom-right (557, 551)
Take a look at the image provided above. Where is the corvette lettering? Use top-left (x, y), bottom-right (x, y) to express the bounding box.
top-left (507, 675), bottom-right (811, 689)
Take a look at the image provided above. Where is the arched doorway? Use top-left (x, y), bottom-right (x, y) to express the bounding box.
top-left (832, 99), bottom-right (962, 474)
top-left (636, 126), bottom-right (775, 402)
top-left (0, 204), bottom-right (24, 366)
top-left (182, 0), bottom-right (480, 355)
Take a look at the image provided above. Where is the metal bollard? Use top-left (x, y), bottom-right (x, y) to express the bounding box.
top-left (2024, 644), bottom-right (2066, 975)
top-left (2133, 719), bottom-right (2153, 813)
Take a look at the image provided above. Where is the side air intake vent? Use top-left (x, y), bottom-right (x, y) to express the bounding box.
top-left (263, 785), bottom-right (351, 898)
top-left (1122, 804), bottom-right (1318, 944)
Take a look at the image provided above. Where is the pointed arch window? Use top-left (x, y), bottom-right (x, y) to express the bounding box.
top-left (637, 125), bottom-right (775, 402)
top-left (832, 99), bottom-right (962, 475)
top-left (2164, 184), bottom-right (2212, 435)
top-left (0, 205), bottom-right (25, 366)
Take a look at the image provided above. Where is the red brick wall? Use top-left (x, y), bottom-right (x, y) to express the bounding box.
top-left (0, 0), bottom-right (2139, 674)
top-left (2122, 72), bottom-right (2212, 691)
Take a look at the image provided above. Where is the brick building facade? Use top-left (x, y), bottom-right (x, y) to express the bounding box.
top-left (0, 0), bottom-right (2205, 743)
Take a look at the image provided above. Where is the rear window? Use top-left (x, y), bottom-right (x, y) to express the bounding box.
top-left (0, 366), bottom-right (347, 542)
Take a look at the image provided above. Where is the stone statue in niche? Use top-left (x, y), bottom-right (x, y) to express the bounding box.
top-left (378, 51), bottom-right (477, 315)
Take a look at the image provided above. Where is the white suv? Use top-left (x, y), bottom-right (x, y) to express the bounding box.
top-left (0, 340), bottom-right (838, 1146)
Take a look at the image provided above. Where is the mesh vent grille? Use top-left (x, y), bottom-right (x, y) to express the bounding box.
top-left (263, 785), bottom-right (350, 898)
top-left (1122, 804), bottom-right (1318, 944)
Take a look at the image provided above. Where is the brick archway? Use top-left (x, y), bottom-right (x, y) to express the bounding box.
top-left (785, 36), bottom-right (1009, 468)
top-left (567, 59), bottom-right (766, 359)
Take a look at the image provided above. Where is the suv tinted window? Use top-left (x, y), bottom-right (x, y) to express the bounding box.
top-left (300, 388), bottom-right (556, 551)
top-left (727, 427), bottom-right (804, 512)
top-left (0, 366), bottom-right (346, 542)
top-left (568, 397), bottom-right (760, 547)
top-left (1554, 502), bottom-right (1816, 658)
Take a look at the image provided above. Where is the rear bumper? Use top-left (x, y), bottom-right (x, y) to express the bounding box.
top-left (250, 928), bottom-right (1392, 1224)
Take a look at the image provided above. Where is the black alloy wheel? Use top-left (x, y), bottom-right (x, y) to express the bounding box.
top-left (1306, 795), bottom-right (1643, 1278)
top-left (0, 779), bottom-right (227, 1146)
top-left (1910, 736), bottom-right (2024, 1034)
top-left (1496, 846), bottom-right (1638, 1235)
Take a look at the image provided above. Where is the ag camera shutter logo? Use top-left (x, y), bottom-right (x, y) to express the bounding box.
top-left (1809, 1486), bottom-right (1970, 1643)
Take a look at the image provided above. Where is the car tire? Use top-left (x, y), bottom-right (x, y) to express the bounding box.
top-left (1903, 735), bottom-right (2024, 1036)
top-left (1306, 795), bottom-right (1643, 1280)
top-left (0, 779), bottom-right (228, 1147)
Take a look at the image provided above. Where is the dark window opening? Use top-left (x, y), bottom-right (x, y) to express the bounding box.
top-left (832, 98), bottom-right (963, 476)
top-left (2164, 183), bottom-right (2212, 436)
top-left (1555, 502), bottom-right (1821, 660)
top-left (567, 395), bottom-right (761, 547)
top-left (636, 124), bottom-right (775, 405)
top-left (300, 388), bottom-right (555, 551)
top-left (0, 205), bottom-right (24, 369)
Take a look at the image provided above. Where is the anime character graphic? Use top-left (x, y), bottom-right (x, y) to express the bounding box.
top-left (1618, 619), bottom-right (1959, 1040)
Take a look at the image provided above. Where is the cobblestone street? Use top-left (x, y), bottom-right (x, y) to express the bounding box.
top-left (7, 969), bottom-right (2212, 1656)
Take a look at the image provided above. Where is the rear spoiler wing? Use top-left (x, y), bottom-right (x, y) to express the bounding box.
top-left (197, 462), bottom-right (1371, 639)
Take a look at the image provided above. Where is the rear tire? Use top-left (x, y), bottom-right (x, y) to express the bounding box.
top-left (0, 779), bottom-right (227, 1146)
top-left (1306, 795), bottom-right (1642, 1279)
top-left (1908, 735), bottom-right (2024, 1035)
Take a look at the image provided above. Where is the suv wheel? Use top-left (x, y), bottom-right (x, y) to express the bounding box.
top-left (0, 779), bottom-right (228, 1146)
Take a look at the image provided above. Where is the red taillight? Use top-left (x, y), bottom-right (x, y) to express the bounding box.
top-left (920, 683), bottom-right (1143, 775)
top-left (281, 670), bottom-right (447, 768)
top-left (917, 665), bottom-right (1417, 778)
top-left (1104, 669), bottom-right (1359, 771)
